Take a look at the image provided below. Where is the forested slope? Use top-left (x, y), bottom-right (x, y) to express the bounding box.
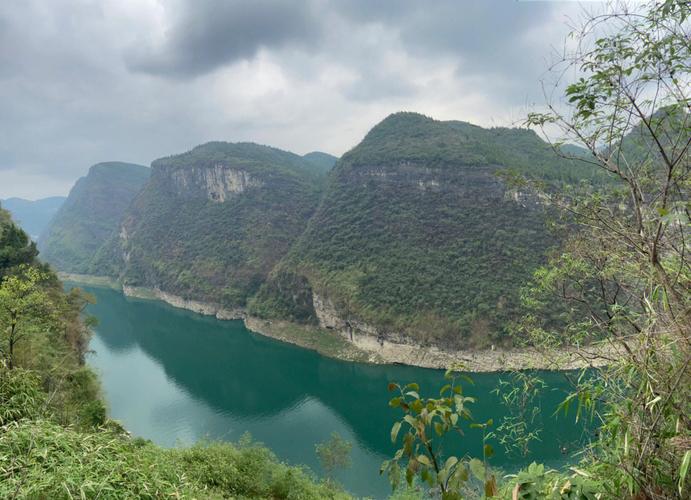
top-left (38, 162), bottom-right (149, 273)
top-left (251, 112), bottom-right (601, 348)
top-left (0, 203), bottom-right (348, 499)
top-left (95, 142), bottom-right (325, 309)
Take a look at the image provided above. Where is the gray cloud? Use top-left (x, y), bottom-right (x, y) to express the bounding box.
top-left (126, 0), bottom-right (322, 78)
top-left (0, 0), bottom-right (589, 199)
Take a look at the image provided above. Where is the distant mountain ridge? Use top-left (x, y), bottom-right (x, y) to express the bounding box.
top-left (302, 151), bottom-right (338, 173)
top-left (38, 162), bottom-right (150, 273)
top-left (0, 196), bottom-right (65, 240)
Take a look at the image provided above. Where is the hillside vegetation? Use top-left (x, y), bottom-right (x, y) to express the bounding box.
top-left (38, 162), bottom-right (150, 273)
top-left (251, 112), bottom-right (604, 348)
top-left (94, 142), bottom-right (325, 309)
top-left (0, 205), bottom-right (349, 499)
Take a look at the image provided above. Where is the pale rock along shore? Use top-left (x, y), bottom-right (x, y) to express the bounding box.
top-left (60, 273), bottom-right (617, 372)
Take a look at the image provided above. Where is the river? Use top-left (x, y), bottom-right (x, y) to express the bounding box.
top-left (78, 284), bottom-right (592, 498)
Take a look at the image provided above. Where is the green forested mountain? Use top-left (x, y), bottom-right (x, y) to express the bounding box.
top-left (94, 142), bottom-right (324, 309)
top-left (38, 162), bottom-right (150, 273)
top-left (0, 196), bottom-right (65, 240)
top-left (302, 151), bottom-right (339, 174)
top-left (250, 112), bottom-right (600, 348)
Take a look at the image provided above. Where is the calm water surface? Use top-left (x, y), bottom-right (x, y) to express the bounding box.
top-left (78, 285), bottom-right (591, 498)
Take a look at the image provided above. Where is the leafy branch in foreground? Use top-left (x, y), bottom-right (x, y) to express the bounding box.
top-left (490, 371), bottom-right (546, 459)
top-left (521, 1), bottom-right (690, 498)
top-left (381, 369), bottom-right (497, 499)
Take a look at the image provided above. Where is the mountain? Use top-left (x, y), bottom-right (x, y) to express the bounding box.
top-left (250, 112), bottom-right (600, 349)
top-left (94, 142), bottom-right (325, 310)
top-left (38, 162), bottom-right (150, 273)
top-left (302, 151), bottom-right (338, 173)
top-left (0, 196), bottom-right (65, 240)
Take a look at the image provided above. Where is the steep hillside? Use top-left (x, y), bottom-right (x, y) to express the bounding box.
top-left (251, 112), bottom-right (599, 349)
top-left (1, 196), bottom-right (65, 240)
top-left (38, 162), bottom-right (150, 273)
top-left (95, 142), bottom-right (324, 310)
top-left (302, 151), bottom-right (338, 174)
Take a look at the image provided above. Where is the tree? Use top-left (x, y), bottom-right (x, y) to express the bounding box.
top-left (0, 265), bottom-right (50, 369)
top-left (381, 369), bottom-right (499, 499)
top-left (315, 432), bottom-right (352, 481)
top-left (0, 221), bottom-right (38, 275)
top-left (521, 0), bottom-right (690, 497)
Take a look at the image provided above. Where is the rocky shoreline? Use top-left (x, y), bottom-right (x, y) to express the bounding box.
top-left (61, 273), bottom-right (616, 372)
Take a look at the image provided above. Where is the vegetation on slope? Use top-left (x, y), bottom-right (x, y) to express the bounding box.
top-left (0, 205), bottom-right (348, 499)
top-left (95, 142), bottom-right (325, 309)
top-left (381, 1), bottom-right (690, 498)
top-left (38, 162), bottom-right (150, 273)
top-left (251, 113), bottom-right (603, 348)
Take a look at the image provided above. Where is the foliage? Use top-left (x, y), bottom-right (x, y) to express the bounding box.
top-left (521, 1), bottom-right (690, 498)
top-left (382, 369), bottom-right (498, 499)
top-left (0, 368), bottom-right (45, 424)
top-left (0, 210), bottom-right (351, 499)
top-left (0, 219), bottom-right (38, 276)
top-left (38, 162), bottom-right (150, 273)
top-left (490, 371), bottom-right (546, 458)
top-left (96, 142), bottom-right (324, 309)
top-left (501, 462), bottom-right (601, 500)
top-left (315, 432), bottom-right (352, 479)
top-left (0, 420), bottom-right (348, 499)
top-left (0, 265), bottom-right (50, 369)
top-left (254, 112), bottom-right (597, 348)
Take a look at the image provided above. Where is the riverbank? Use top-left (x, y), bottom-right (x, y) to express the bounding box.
top-left (62, 273), bottom-right (618, 372)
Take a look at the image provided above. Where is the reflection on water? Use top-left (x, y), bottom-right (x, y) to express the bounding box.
top-left (78, 284), bottom-right (591, 499)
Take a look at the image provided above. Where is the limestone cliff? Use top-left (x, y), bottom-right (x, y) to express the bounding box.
top-left (93, 141), bottom-right (324, 310)
top-left (250, 112), bottom-right (598, 349)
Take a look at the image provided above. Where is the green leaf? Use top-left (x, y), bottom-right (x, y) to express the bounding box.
top-left (417, 454), bottom-right (432, 467)
top-left (404, 415), bottom-right (417, 427)
top-left (680, 450), bottom-right (691, 495)
top-left (469, 458), bottom-right (485, 480)
top-left (484, 443), bottom-right (494, 458)
top-left (380, 460), bottom-right (390, 474)
top-left (406, 466), bottom-right (414, 486)
top-left (484, 475), bottom-right (498, 497)
top-left (445, 456), bottom-right (459, 470)
top-left (391, 421), bottom-right (402, 443)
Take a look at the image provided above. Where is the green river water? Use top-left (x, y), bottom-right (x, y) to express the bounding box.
top-left (79, 284), bottom-right (592, 498)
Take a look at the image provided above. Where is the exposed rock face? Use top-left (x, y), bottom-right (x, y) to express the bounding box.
top-left (93, 141), bottom-right (324, 311)
top-left (122, 285), bottom-right (245, 320)
top-left (168, 165), bottom-right (264, 202)
top-left (250, 112), bottom-right (571, 349)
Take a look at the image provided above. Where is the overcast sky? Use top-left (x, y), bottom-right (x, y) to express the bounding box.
top-left (0, 0), bottom-right (597, 199)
